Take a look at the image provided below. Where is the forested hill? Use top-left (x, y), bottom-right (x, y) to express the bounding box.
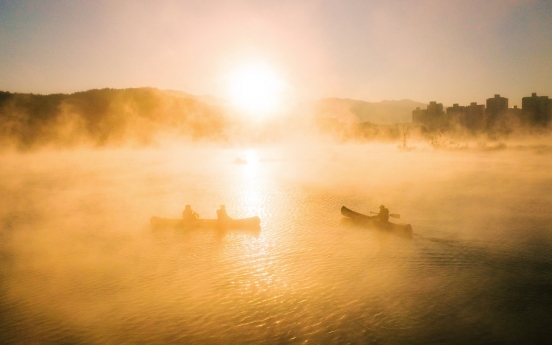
top-left (0, 88), bottom-right (228, 149)
top-left (0, 88), bottom-right (429, 150)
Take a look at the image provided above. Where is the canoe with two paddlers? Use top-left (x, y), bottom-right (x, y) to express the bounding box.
top-left (150, 216), bottom-right (261, 231)
top-left (341, 206), bottom-right (413, 239)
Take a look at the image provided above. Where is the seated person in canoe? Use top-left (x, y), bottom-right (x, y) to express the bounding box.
top-left (373, 205), bottom-right (390, 222)
top-left (182, 205), bottom-right (199, 223)
top-left (217, 204), bottom-right (230, 220)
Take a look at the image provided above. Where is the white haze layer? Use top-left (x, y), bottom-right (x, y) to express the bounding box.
top-left (0, 143), bottom-right (551, 344)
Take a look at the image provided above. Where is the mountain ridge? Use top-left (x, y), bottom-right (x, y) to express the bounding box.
top-left (316, 97), bottom-right (426, 124)
top-left (1, 88), bottom-right (425, 126)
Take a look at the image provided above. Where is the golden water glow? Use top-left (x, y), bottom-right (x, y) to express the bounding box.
top-left (244, 149), bottom-right (259, 174)
top-left (228, 63), bottom-right (286, 115)
top-left (239, 149), bottom-right (262, 217)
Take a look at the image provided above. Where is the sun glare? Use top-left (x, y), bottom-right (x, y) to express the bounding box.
top-left (228, 63), bottom-right (286, 115)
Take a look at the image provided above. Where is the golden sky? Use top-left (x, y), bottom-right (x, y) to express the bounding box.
top-left (1, 0), bottom-right (551, 106)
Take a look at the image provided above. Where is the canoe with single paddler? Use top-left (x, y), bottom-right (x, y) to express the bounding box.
top-left (341, 206), bottom-right (413, 239)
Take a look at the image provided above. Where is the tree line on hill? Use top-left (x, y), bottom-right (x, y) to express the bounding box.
top-left (0, 88), bottom-right (426, 149)
top-left (0, 88), bottom-right (229, 149)
top-left (1, 88), bottom-right (548, 150)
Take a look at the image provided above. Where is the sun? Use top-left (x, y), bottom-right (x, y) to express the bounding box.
top-left (228, 63), bottom-right (286, 115)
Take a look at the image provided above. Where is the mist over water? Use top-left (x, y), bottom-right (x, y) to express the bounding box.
top-left (1, 143), bottom-right (551, 344)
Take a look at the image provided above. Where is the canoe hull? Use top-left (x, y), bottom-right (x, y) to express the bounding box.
top-left (150, 216), bottom-right (261, 231)
top-left (341, 206), bottom-right (413, 239)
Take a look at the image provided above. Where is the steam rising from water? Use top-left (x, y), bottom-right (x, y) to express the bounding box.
top-left (2, 88), bottom-right (551, 151)
top-left (1, 144), bottom-right (551, 344)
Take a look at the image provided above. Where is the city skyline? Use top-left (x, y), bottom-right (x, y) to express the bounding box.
top-left (1, 0), bottom-right (552, 107)
top-left (413, 91), bottom-right (552, 130)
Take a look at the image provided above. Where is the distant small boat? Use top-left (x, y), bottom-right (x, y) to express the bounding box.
top-left (150, 216), bottom-right (261, 231)
top-left (341, 206), bottom-right (413, 239)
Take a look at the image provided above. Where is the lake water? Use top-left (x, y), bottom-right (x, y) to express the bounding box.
top-left (1, 143), bottom-right (551, 344)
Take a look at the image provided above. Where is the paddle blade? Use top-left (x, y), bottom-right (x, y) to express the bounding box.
top-left (390, 213), bottom-right (401, 219)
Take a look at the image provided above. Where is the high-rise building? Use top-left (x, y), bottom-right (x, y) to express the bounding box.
top-left (427, 101), bottom-right (444, 116)
top-left (486, 94), bottom-right (508, 128)
top-left (414, 93), bottom-right (552, 131)
top-left (522, 93), bottom-right (552, 126)
top-left (508, 105), bottom-right (522, 117)
top-left (412, 107), bottom-right (426, 124)
top-left (412, 101), bottom-right (445, 127)
top-left (465, 102), bottom-right (485, 130)
top-left (446, 104), bottom-right (466, 126)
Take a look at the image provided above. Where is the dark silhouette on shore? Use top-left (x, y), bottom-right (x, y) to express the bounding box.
top-left (413, 93), bottom-right (552, 133)
top-left (1, 88), bottom-right (551, 151)
top-left (0, 88), bottom-right (227, 149)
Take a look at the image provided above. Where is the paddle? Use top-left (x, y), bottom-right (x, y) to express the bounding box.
top-left (370, 211), bottom-right (401, 219)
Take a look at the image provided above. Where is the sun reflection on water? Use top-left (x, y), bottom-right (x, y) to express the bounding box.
top-left (236, 149), bottom-right (265, 219)
top-left (243, 149), bottom-right (259, 176)
top-left (2, 146), bottom-right (552, 343)
top-left (232, 148), bottom-right (289, 296)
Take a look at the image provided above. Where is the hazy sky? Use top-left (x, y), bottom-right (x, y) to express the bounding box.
top-left (1, 0), bottom-right (551, 105)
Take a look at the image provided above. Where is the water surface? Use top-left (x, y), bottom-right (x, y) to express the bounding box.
top-left (1, 144), bottom-right (551, 344)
